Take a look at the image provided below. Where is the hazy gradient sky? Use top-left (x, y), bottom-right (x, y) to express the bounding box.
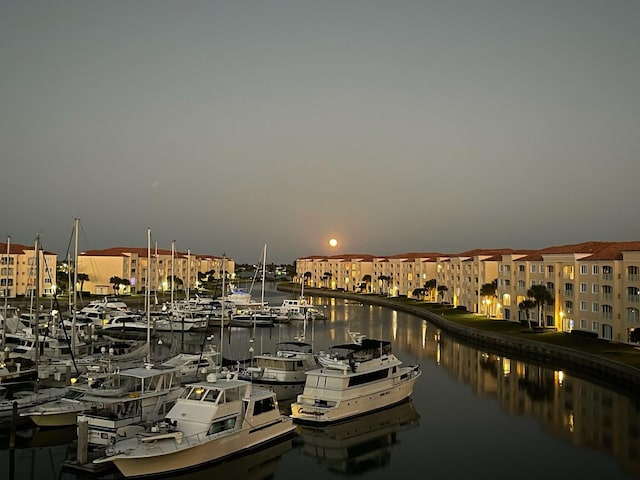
top-left (1, 1), bottom-right (638, 264)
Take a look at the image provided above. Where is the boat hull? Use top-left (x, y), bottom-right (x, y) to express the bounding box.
top-left (25, 410), bottom-right (79, 427)
top-left (108, 420), bottom-right (295, 478)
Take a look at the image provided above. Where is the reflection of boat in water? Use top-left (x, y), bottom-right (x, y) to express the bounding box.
top-left (169, 436), bottom-right (293, 480)
top-left (296, 399), bottom-right (420, 474)
top-left (0, 425), bottom-right (77, 480)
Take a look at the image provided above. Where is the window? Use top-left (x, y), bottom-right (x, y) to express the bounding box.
top-left (547, 265), bottom-right (554, 274)
top-left (580, 301), bottom-right (587, 311)
top-left (592, 265), bottom-right (599, 275)
top-left (580, 319), bottom-right (587, 329)
top-left (592, 284), bottom-right (599, 294)
top-left (580, 265), bottom-right (588, 275)
top-left (592, 321), bottom-right (599, 332)
top-left (580, 283), bottom-right (587, 293)
top-left (252, 397), bottom-right (276, 415)
top-left (539, 265), bottom-right (544, 273)
top-left (592, 303), bottom-right (600, 313)
top-left (530, 265), bottom-right (536, 273)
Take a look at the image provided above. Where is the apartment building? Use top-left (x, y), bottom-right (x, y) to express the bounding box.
top-left (77, 247), bottom-right (233, 296)
top-left (0, 242), bottom-right (58, 298)
top-left (296, 241), bottom-right (640, 345)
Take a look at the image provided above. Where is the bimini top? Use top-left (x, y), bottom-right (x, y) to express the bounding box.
top-left (328, 339), bottom-right (392, 359)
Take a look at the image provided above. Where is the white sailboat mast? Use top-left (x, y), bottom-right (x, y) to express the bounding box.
top-left (72, 218), bottom-right (79, 355)
top-left (261, 244), bottom-right (267, 307)
top-left (186, 249), bottom-right (190, 300)
top-left (1, 236), bottom-right (9, 354)
top-left (34, 235), bottom-right (40, 377)
top-left (220, 255), bottom-right (226, 361)
top-left (170, 241), bottom-right (175, 305)
top-left (146, 228), bottom-right (151, 363)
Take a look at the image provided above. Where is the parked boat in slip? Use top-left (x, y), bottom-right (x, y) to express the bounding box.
top-left (93, 371), bottom-right (296, 478)
top-left (73, 364), bottom-right (183, 446)
top-left (0, 381), bottom-right (68, 429)
top-left (290, 333), bottom-right (421, 425)
top-left (238, 340), bottom-right (319, 402)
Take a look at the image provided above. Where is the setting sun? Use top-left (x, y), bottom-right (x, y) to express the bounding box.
top-left (329, 238), bottom-right (338, 247)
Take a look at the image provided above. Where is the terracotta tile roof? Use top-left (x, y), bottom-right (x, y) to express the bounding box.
top-left (78, 247), bottom-right (225, 260)
top-left (0, 243), bottom-right (56, 255)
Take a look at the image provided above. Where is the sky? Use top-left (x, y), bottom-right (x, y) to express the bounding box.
top-left (1, 1), bottom-right (639, 265)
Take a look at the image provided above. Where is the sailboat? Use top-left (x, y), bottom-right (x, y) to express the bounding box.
top-left (237, 282), bottom-right (318, 402)
top-left (229, 244), bottom-right (275, 328)
top-left (1, 236), bottom-right (68, 429)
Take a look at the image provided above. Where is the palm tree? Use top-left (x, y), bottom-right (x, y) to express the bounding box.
top-left (378, 275), bottom-right (391, 295)
top-left (527, 284), bottom-right (554, 327)
top-left (362, 274), bottom-right (372, 292)
top-left (322, 272), bottom-right (332, 289)
top-left (77, 273), bottom-right (89, 295)
top-left (424, 279), bottom-right (437, 302)
top-left (480, 280), bottom-right (498, 317)
top-left (518, 299), bottom-right (537, 330)
top-left (120, 278), bottom-right (131, 295)
top-left (437, 285), bottom-right (449, 303)
top-left (109, 276), bottom-right (123, 295)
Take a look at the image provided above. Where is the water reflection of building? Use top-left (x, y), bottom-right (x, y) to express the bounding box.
top-left (437, 334), bottom-right (640, 476)
top-left (297, 400), bottom-right (420, 474)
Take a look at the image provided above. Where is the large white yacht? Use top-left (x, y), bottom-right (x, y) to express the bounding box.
top-left (290, 334), bottom-right (421, 425)
top-left (93, 371), bottom-right (296, 478)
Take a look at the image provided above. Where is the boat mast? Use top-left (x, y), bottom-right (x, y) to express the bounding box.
top-left (219, 255), bottom-right (226, 363)
top-left (146, 228), bottom-right (151, 363)
top-left (1, 236), bottom-right (9, 355)
top-left (34, 235), bottom-right (40, 380)
top-left (72, 217), bottom-right (79, 355)
top-left (186, 249), bottom-right (190, 300)
top-left (261, 244), bottom-right (267, 307)
top-left (170, 240), bottom-right (175, 306)
top-left (154, 241), bottom-right (158, 306)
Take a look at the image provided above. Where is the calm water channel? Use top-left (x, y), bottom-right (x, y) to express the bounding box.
top-left (2, 286), bottom-right (639, 480)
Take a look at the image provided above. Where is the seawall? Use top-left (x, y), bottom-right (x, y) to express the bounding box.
top-left (279, 284), bottom-right (640, 395)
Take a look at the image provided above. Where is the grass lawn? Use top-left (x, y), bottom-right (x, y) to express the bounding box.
top-left (401, 299), bottom-right (640, 369)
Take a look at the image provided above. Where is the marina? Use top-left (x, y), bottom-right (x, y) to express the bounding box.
top-left (1, 287), bottom-right (639, 479)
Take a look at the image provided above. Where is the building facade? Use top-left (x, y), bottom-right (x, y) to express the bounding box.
top-left (296, 241), bottom-right (640, 345)
top-left (0, 242), bottom-right (58, 298)
top-left (77, 247), bottom-right (234, 296)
